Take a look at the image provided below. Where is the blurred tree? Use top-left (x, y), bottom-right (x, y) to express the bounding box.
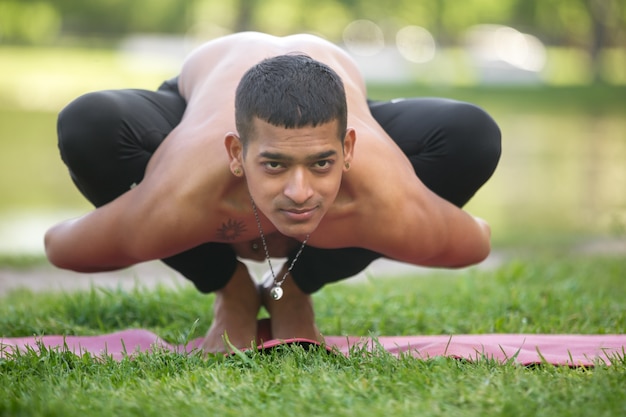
top-left (233, 0), bottom-right (257, 32)
top-left (5, 0), bottom-right (191, 41)
top-left (1, 0), bottom-right (624, 85)
top-left (251, 0), bottom-right (351, 39)
top-left (300, 0), bottom-right (352, 40)
top-left (582, 0), bottom-right (624, 83)
top-left (441, 0), bottom-right (516, 42)
top-left (512, 0), bottom-right (625, 83)
top-left (0, 1), bottom-right (61, 44)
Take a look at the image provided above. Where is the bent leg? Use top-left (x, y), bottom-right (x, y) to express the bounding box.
top-left (290, 98), bottom-right (501, 294)
top-left (369, 98), bottom-right (501, 207)
top-left (289, 246), bottom-right (380, 294)
top-left (57, 78), bottom-right (185, 207)
top-left (56, 79), bottom-right (238, 293)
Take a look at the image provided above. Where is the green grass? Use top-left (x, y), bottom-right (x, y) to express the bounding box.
top-left (1, 256), bottom-right (625, 416)
top-left (0, 254), bottom-right (48, 269)
top-left (367, 84), bottom-right (626, 116)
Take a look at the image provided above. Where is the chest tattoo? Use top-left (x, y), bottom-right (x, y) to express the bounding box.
top-left (216, 218), bottom-right (247, 241)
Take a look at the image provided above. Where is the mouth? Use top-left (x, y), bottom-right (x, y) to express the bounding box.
top-left (280, 206), bottom-right (318, 222)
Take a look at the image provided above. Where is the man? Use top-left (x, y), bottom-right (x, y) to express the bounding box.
top-left (45, 32), bottom-right (501, 352)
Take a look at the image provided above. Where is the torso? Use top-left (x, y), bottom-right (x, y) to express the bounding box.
top-left (139, 32), bottom-right (422, 257)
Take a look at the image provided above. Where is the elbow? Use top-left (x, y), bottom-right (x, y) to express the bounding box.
top-left (44, 228), bottom-right (85, 272)
top-left (454, 229), bottom-right (492, 268)
top-left (44, 228), bottom-right (61, 267)
top-left (445, 245), bottom-right (490, 269)
top-left (471, 239), bottom-right (492, 265)
top-left (474, 218), bottom-right (492, 264)
top-left (44, 228), bottom-right (73, 270)
top-left (438, 224), bottom-right (492, 268)
top-left (44, 230), bottom-right (125, 273)
top-left (43, 217), bottom-right (137, 273)
top-left (411, 240), bottom-right (491, 269)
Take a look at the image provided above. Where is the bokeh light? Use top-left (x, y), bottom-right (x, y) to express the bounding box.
top-left (342, 19), bottom-right (385, 56)
top-left (395, 25), bottom-right (436, 64)
top-left (465, 24), bottom-right (547, 72)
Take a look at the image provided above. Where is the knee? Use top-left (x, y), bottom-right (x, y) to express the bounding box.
top-left (57, 91), bottom-right (124, 167)
top-left (446, 101), bottom-right (502, 166)
top-left (453, 102), bottom-right (502, 158)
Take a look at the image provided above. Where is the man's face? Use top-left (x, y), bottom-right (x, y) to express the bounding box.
top-left (230, 118), bottom-right (354, 239)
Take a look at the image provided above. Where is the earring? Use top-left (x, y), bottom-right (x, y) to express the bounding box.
top-left (233, 168), bottom-right (242, 176)
top-left (344, 162), bottom-right (350, 169)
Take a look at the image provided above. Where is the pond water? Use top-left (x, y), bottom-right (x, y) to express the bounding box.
top-left (0, 109), bottom-right (624, 255)
top-left (469, 111), bottom-right (626, 246)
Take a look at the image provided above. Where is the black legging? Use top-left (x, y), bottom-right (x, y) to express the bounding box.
top-left (57, 77), bottom-right (501, 294)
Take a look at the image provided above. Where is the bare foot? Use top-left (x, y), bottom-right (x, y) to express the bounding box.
top-left (201, 262), bottom-right (261, 353)
top-left (261, 266), bottom-right (324, 343)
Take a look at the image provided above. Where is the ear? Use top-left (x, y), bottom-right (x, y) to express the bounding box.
top-left (225, 132), bottom-right (244, 176)
top-left (342, 128), bottom-right (356, 172)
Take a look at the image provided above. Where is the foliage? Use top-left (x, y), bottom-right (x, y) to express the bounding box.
top-left (0, 1), bottom-right (60, 44)
top-left (1, 0), bottom-right (624, 49)
top-left (2, 0), bottom-right (622, 85)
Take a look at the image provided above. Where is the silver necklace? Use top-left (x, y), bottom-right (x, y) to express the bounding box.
top-left (250, 197), bottom-right (309, 300)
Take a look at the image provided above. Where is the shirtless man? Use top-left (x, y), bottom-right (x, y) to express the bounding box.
top-left (45, 32), bottom-right (501, 352)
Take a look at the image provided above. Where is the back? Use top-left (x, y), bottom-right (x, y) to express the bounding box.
top-left (177, 32), bottom-right (370, 128)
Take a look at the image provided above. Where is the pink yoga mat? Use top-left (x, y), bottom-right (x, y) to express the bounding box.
top-left (2, 326), bottom-right (624, 366)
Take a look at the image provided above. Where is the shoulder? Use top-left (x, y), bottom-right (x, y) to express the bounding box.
top-left (181, 32), bottom-right (358, 71)
top-left (118, 168), bottom-right (235, 259)
top-left (312, 129), bottom-right (423, 245)
top-left (185, 32), bottom-right (341, 58)
top-left (180, 32), bottom-right (366, 99)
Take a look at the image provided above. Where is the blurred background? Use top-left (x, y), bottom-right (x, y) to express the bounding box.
top-left (0, 0), bottom-right (624, 260)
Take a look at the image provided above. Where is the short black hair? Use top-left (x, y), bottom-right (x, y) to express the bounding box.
top-left (234, 54), bottom-right (347, 150)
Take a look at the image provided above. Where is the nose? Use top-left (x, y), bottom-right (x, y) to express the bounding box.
top-left (283, 167), bottom-right (314, 204)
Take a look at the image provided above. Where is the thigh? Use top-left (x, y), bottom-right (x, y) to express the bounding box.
top-left (369, 98), bottom-right (501, 207)
top-left (57, 77), bottom-right (186, 207)
top-left (162, 242), bottom-right (238, 293)
top-left (290, 246), bottom-right (380, 294)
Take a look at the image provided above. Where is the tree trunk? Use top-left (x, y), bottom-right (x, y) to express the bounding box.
top-left (584, 0), bottom-right (611, 84)
top-left (234, 0), bottom-right (256, 32)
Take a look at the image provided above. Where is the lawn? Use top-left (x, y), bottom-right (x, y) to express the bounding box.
top-left (1, 255), bottom-right (625, 416)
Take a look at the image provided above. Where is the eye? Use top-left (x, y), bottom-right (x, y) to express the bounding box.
top-left (312, 160), bottom-right (334, 171)
top-left (263, 161), bottom-right (284, 172)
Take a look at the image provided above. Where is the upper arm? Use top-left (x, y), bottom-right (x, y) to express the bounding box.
top-left (366, 179), bottom-right (491, 268)
top-left (44, 181), bottom-right (205, 272)
top-left (45, 191), bottom-right (146, 272)
top-left (349, 124), bottom-right (491, 268)
top-left (397, 193), bottom-right (491, 267)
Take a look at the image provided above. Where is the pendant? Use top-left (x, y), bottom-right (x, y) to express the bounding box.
top-left (270, 286), bottom-right (284, 300)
